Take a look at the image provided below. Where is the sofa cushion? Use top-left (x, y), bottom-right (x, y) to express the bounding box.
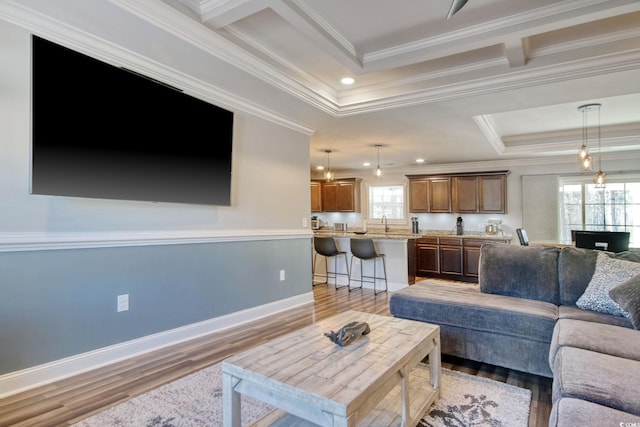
top-left (550, 398), bottom-right (640, 427)
top-left (479, 243), bottom-right (560, 304)
top-left (576, 252), bottom-right (640, 317)
top-left (549, 318), bottom-right (640, 368)
top-left (609, 273), bottom-right (640, 329)
top-left (558, 305), bottom-right (633, 328)
top-left (552, 346), bottom-right (640, 416)
top-left (558, 247), bottom-right (598, 305)
top-left (389, 280), bottom-right (558, 342)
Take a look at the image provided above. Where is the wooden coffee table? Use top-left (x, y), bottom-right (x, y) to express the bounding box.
top-left (222, 310), bottom-right (440, 427)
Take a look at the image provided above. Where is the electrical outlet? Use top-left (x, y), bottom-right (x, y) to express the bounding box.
top-left (302, 217), bottom-right (307, 227)
top-left (117, 294), bottom-right (129, 312)
top-left (280, 270), bottom-right (285, 281)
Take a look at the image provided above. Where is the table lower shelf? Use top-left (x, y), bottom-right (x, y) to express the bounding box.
top-left (248, 363), bottom-right (439, 427)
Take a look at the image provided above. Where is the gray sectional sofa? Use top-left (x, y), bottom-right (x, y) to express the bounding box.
top-left (389, 242), bottom-right (640, 426)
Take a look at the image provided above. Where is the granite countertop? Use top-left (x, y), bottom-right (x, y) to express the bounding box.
top-left (313, 228), bottom-right (512, 241)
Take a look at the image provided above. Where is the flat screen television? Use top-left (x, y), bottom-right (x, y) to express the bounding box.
top-left (31, 35), bottom-right (234, 205)
top-left (574, 231), bottom-right (630, 253)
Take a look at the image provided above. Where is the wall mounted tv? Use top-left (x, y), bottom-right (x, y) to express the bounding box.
top-left (31, 35), bottom-right (234, 206)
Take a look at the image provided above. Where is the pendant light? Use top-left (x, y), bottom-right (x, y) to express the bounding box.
top-left (593, 104), bottom-right (606, 188)
top-left (577, 104), bottom-right (593, 171)
top-left (324, 149), bottom-right (334, 182)
top-left (374, 144), bottom-right (383, 178)
top-left (577, 103), bottom-right (605, 187)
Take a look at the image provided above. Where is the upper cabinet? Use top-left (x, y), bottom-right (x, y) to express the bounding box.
top-left (408, 177), bottom-right (452, 213)
top-left (408, 171), bottom-right (509, 214)
top-left (311, 178), bottom-right (361, 212)
top-left (310, 180), bottom-right (323, 212)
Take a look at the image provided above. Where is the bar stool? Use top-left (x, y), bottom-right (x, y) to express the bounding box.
top-left (349, 238), bottom-right (387, 295)
top-left (312, 236), bottom-right (349, 289)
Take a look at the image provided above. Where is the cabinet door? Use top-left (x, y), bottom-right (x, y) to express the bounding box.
top-left (429, 178), bottom-right (451, 213)
top-left (463, 246), bottom-right (481, 277)
top-left (479, 175), bottom-right (506, 213)
top-left (409, 179), bottom-right (429, 212)
top-left (337, 182), bottom-right (355, 211)
top-left (417, 245), bottom-right (439, 274)
top-left (440, 246), bottom-right (463, 275)
top-left (322, 183), bottom-right (338, 211)
top-left (310, 182), bottom-right (322, 212)
top-left (453, 176), bottom-right (479, 213)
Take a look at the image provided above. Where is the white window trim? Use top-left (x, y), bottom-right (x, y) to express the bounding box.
top-left (365, 181), bottom-right (409, 226)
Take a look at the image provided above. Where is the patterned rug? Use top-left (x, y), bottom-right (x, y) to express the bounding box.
top-left (73, 363), bottom-right (531, 427)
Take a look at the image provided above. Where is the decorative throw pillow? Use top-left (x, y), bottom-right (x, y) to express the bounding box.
top-left (576, 252), bottom-right (640, 317)
top-left (609, 273), bottom-right (640, 329)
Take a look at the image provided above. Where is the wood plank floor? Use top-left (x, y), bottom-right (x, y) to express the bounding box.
top-left (0, 282), bottom-right (553, 427)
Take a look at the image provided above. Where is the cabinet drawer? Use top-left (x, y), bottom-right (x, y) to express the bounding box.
top-left (417, 237), bottom-right (438, 245)
top-left (439, 237), bottom-right (463, 246)
top-left (463, 239), bottom-right (486, 247)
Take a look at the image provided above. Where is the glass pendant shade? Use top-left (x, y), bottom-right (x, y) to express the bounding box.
top-left (324, 149), bottom-right (333, 182)
top-left (594, 170), bottom-right (606, 187)
top-left (580, 154), bottom-right (593, 171)
top-left (577, 144), bottom-right (589, 161)
top-left (374, 144), bottom-right (383, 178)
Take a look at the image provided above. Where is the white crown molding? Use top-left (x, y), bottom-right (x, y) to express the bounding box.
top-left (0, 290), bottom-right (314, 398)
top-left (336, 49), bottom-right (640, 116)
top-left (0, 0), bottom-right (316, 135)
top-left (474, 115), bottom-right (506, 155)
top-left (0, 229), bottom-right (313, 252)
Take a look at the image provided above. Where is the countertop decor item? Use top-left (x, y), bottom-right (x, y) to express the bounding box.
top-left (324, 321), bottom-right (371, 346)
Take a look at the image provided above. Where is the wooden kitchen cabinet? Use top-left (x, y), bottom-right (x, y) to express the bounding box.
top-left (439, 237), bottom-right (463, 275)
top-left (310, 180), bottom-right (322, 212)
top-left (408, 171), bottom-right (508, 214)
top-left (452, 176), bottom-right (478, 213)
top-left (318, 178), bottom-right (361, 212)
top-left (416, 237), bottom-right (439, 274)
top-left (479, 175), bottom-right (507, 213)
top-left (408, 177), bottom-right (451, 213)
top-left (416, 236), bottom-right (509, 282)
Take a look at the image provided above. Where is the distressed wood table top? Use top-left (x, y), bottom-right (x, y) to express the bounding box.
top-left (222, 310), bottom-right (441, 427)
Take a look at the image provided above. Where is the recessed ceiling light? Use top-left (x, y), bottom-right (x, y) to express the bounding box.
top-left (416, 158), bottom-right (425, 163)
top-left (316, 165), bottom-right (325, 170)
top-left (341, 77), bottom-right (355, 85)
top-left (363, 162), bottom-right (371, 167)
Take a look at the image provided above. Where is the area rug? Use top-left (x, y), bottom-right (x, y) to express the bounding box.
top-left (73, 363), bottom-right (531, 427)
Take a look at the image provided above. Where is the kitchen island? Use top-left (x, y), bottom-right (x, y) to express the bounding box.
top-left (313, 229), bottom-right (512, 289)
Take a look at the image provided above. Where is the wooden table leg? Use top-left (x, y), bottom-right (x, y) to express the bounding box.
top-left (222, 372), bottom-right (241, 427)
top-left (429, 336), bottom-right (441, 398)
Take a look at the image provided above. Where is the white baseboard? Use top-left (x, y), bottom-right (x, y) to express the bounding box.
top-left (0, 291), bottom-right (314, 399)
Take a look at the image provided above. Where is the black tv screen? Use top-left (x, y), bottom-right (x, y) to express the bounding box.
top-left (31, 35), bottom-right (234, 205)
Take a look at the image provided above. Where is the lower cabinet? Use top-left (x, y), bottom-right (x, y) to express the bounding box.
top-left (417, 237), bottom-right (509, 283)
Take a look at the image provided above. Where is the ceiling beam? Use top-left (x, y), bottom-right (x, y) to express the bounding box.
top-left (503, 37), bottom-right (530, 68)
top-left (200, 0), bottom-right (272, 28)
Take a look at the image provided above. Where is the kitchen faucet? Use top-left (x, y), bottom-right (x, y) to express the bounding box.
top-left (381, 215), bottom-right (389, 232)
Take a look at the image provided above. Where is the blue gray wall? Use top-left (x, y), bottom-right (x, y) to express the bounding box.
top-left (0, 239), bottom-right (311, 373)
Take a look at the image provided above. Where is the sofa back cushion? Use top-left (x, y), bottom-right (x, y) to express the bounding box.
top-left (558, 247), bottom-right (598, 305)
top-left (479, 243), bottom-right (561, 304)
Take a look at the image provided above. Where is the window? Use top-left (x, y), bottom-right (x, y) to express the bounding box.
top-left (559, 176), bottom-right (640, 248)
top-left (368, 185), bottom-right (405, 221)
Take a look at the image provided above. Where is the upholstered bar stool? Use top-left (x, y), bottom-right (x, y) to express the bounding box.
top-left (312, 236), bottom-right (349, 289)
top-left (349, 238), bottom-right (387, 295)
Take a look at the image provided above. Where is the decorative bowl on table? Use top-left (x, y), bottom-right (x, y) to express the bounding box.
top-left (353, 231), bottom-right (368, 235)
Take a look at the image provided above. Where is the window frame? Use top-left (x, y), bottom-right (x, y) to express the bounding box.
top-left (366, 182), bottom-right (408, 225)
top-left (558, 174), bottom-right (640, 248)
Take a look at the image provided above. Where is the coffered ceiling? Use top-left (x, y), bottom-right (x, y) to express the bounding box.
top-left (3, 0), bottom-right (640, 173)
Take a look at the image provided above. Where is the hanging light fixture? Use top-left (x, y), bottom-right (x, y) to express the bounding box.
top-left (577, 103), bottom-right (605, 187)
top-left (593, 104), bottom-right (606, 188)
top-left (374, 144), bottom-right (383, 178)
top-left (324, 149), bottom-right (334, 182)
top-left (577, 104), bottom-right (593, 171)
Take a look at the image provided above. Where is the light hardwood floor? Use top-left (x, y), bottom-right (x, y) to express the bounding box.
top-left (0, 281), bottom-right (553, 427)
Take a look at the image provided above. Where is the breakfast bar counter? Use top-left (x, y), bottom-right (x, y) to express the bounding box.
top-left (313, 229), bottom-right (513, 288)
